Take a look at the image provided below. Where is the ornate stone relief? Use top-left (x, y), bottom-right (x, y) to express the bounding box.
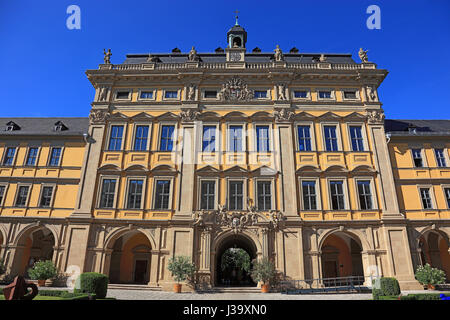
top-left (358, 48), bottom-right (369, 63)
top-left (365, 85), bottom-right (378, 102)
top-left (89, 110), bottom-right (110, 124)
top-left (276, 84), bottom-right (288, 100)
top-left (180, 109), bottom-right (200, 122)
top-left (273, 108), bottom-right (294, 122)
top-left (366, 109), bottom-right (385, 124)
top-left (218, 77), bottom-right (254, 101)
top-left (97, 86), bottom-right (109, 102)
top-left (186, 84), bottom-right (196, 101)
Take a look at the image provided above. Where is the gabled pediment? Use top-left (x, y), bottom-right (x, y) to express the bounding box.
top-left (344, 112), bottom-right (366, 121)
top-left (157, 112), bottom-right (179, 121)
top-left (224, 165), bottom-right (248, 175)
top-left (109, 112), bottom-right (128, 121)
top-left (294, 112), bottom-right (316, 121)
top-left (318, 112), bottom-right (341, 121)
top-left (251, 165), bottom-right (278, 176)
top-left (131, 112), bottom-right (154, 121)
top-left (196, 165), bottom-right (221, 175)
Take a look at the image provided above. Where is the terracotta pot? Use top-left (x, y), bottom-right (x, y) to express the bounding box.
top-left (37, 280), bottom-right (46, 287)
top-left (261, 284), bottom-right (270, 293)
top-left (427, 284), bottom-right (436, 290)
top-left (174, 283), bottom-right (182, 293)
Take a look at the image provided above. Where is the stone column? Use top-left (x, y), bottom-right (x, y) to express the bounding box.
top-left (4, 245), bottom-right (25, 276)
top-left (72, 109), bottom-right (109, 217)
top-left (261, 228), bottom-right (269, 258)
top-left (196, 227), bottom-right (212, 288)
top-left (148, 250), bottom-right (160, 286)
top-left (275, 109), bottom-right (298, 216)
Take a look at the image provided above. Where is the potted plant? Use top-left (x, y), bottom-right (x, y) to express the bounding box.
top-left (27, 260), bottom-right (57, 287)
top-left (250, 257), bottom-right (276, 293)
top-left (167, 256), bottom-right (195, 293)
top-left (415, 263), bottom-right (446, 290)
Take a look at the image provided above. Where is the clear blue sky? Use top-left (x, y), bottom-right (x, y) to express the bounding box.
top-left (1, 0), bottom-right (449, 119)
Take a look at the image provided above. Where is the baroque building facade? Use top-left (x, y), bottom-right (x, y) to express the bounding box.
top-left (0, 22), bottom-right (448, 291)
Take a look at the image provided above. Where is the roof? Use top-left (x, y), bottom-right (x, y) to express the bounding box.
top-left (0, 117), bottom-right (89, 137)
top-left (385, 119), bottom-right (450, 136)
top-left (122, 52), bottom-right (357, 65)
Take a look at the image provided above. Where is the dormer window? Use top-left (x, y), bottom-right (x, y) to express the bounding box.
top-left (54, 121), bottom-right (68, 132)
top-left (5, 121), bottom-right (20, 131)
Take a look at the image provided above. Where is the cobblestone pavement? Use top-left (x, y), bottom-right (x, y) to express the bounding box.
top-left (105, 289), bottom-right (373, 300)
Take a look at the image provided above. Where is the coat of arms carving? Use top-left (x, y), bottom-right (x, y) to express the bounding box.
top-left (218, 77), bottom-right (254, 101)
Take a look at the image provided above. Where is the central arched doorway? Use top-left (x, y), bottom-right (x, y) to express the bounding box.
top-left (320, 231), bottom-right (364, 286)
top-left (419, 231), bottom-right (450, 282)
top-left (108, 230), bottom-right (152, 284)
top-left (215, 234), bottom-right (257, 287)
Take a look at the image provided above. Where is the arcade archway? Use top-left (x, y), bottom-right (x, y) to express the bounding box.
top-left (419, 231), bottom-right (450, 281)
top-left (215, 234), bottom-right (257, 287)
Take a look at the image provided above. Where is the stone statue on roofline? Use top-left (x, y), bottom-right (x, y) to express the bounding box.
top-left (358, 48), bottom-right (369, 63)
top-left (188, 46), bottom-right (199, 62)
top-left (274, 45), bottom-right (284, 62)
top-left (103, 48), bottom-right (112, 64)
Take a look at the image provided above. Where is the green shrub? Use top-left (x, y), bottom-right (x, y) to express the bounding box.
top-left (167, 256), bottom-right (196, 283)
top-left (400, 293), bottom-right (441, 300)
top-left (372, 277), bottom-right (400, 300)
top-left (75, 272), bottom-right (108, 299)
top-left (415, 264), bottom-right (446, 286)
top-left (0, 288), bottom-right (3, 295)
top-left (377, 295), bottom-right (400, 300)
top-left (27, 260), bottom-right (57, 280)
top-left (38, 290), bottom-right (69, 297)
top-left (250, 257), bottom-right (276, 285)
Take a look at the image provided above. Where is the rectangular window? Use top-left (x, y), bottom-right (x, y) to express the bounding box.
top-left (160, 125), bottom-right (175, 151)
top-left (25, 147), bottom-right (39, 166)
top-left (116, 91), bottom-right (130, 99)
top-left (140, 91), bottom-right (153, 99)
top-left (444, 188), bottom-right (450, 209)
top-left (254, 91), bottom-right (267, 99)
top-left (39, 186), bottom-right (53, 208)
top-left (257, 181), bottom-right (272, 211)
top-left (228, 126), bottom-right (243, 152)
top-left (294, 91), bottom-right (308, 98)
top-left (49, 147), bottom-right (62, 166)
top-left (0, 185), bottom-right (5, 205)
top-left (133, 125), bottom-right (149, 151)
top-left (204, 91), bottom-right (217, 99)
top-left (343, 91), bottom-right (357, 99)
top-left (324, 126), bottom-right (338, 151)
top-left (302, 181), bottom-right (317, 210)
top-left (99, 179), bottom-right (116, 208)
top-left (420, 188), bottom-right (433, 209)
top-left (319, 91), bottom-right (332, 99)
top-left (357, 180), bottom-right (373, 210)
top-left (256, 126), bottom-right (270, 152)
top-left (412, 149), bottom-right (423, 167)
top-left (202, 126), bottom-right (216, 152)
top-left (164, 91), bottom-right (178, 99)
top-left (200, 181), bottom-right (215, 210)
top-left (350, 126), bottom-right (364, 151)
top-left (330, 181), bottom-right (345, 210)
top-left (108, 125), bottom-right (124, 151)
top-left (435, 149), bottom-right (446, 167)
top-left (3, 147), bottom-right (16, 165)
top-left (229, 181), bottom-right (243, 210)
top-left (127, 180), bottom-right (143, 209)
top-left (155, 180), bottom-right (170, 210)
top-left (297, 126), bottom-right (312, 151)
top-left (15, 185), bottom-right (29, 207)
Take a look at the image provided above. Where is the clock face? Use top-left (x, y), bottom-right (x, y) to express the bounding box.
top-left (230, 52), bottom-right (241, 62)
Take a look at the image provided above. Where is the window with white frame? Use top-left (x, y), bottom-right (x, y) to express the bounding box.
top-left (48, 147), bottom-right (62, 166)
top-left (204, 91), bottom-right (217, 99)
top-left (297, 125), bottom-right (312, 151)
top-left (108, 125), bottom-right (124, 151)
top-left (343, 90), bottom-right (357, 99)
top-left (412, 149), bottom-right (424, 167)
top-left (126, 179), bottom-right (144, 209)
top-left (419, 187), bottom-right (433, 209)
top-left (0, 185), bottom-right (6, 205)
top-left (200, 180), bottom-right (215, 210)
top-left (229, 180), bottom-right (244, 210)
top-left (140, 91), bottom-right (154, 99)
top-left (349, 126), bottom-right (364, 151)
top-left (99, 178), bottom-right (117, 208)
top-left (256, 181), bottom-right (272, 211)
top-left (159, 125), bottom-right (175, 151)
top-left (294, 90), bottom-right (308, 99)
top-left (357, 180), bottom-right (373, 210)
top-left (164, 90), bottom-right (178, 99)
top-left (202, 126), bottom-right (216, 152)
top-left (329, 180), bottom-right (345, 210)
top-left (434, 149), bottom-right (447, 167)
top-left (301, 180), bottom-right (317, 210)
top-left (25, 147), bottom-right (39, 166)
top-left (116, 91), bottom-right (130, 100)
top-left (133, 125), bottom-right (149, 151)
top-left (444, 187), bottom-right (450, 209)
top-left (39, 186), bottom-right (54, 208)
top-left (256, 125), bottom-right (270, 152)
top-left (228, 125), bottom-right (243, 152)
top-left (254, 91), bottom-right (267, 99)
top-left (324, 126), bottom-right (338, 151)
top-left (15, 185), bottom-right (30, 207)
top-left (154, 180), bottom-right (171, 210)
top-left (3, 147), bottom-right (16, 165)
top-left (318, 90), bottom-right (333, 99)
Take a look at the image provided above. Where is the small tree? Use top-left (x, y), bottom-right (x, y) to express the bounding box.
top-left (28, 260), bottom-right (57, 281)
top-left (250, 257), bottom-right (276, 285)
top-left (415, 264), bottom-right (446, 286)
top-left (167, 256), bottom-right (196, 283)
top-left (221, 248), bottom-right (251, 273)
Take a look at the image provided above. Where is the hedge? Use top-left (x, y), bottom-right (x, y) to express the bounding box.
top-left (372, 277), bottom-right (400, 300)
top-left (400, 293), bottom-right (442, 300)
top-left (75, 272), bottom-right (109, 299)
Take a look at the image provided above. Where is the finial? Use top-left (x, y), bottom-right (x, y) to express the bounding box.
top-left (235, 9), bottom-right (239, 25)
